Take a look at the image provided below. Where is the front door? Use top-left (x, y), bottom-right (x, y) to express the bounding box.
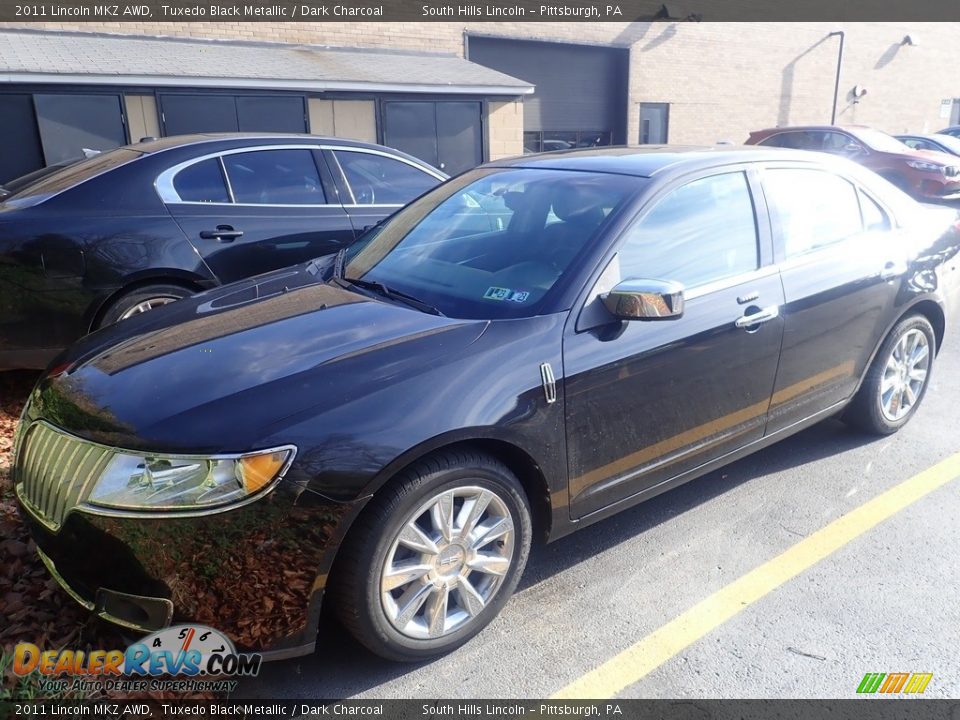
top-left (165, 148), bottom-right (356, 283)
top-left (564, 170), bottom-right (784, 518)
top-left (382, 101), bottom-right (483, 175)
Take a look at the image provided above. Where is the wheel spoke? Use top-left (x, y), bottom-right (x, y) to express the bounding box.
top-left (397, 522), bottom-right (439, 555)
top-left (393, 581), bottom-right (433, 628)
top-left (903, 383), bottom-right (917, 406)
top-left (909, 367), bottom-right (927, 383)
top-left (430, 493), bottom-right (455, 542)
top-left (881, 372), bottom-right (899, 393)
top-left (425, 585), bottom-right (449, 637)
top-left (457, 491), bottom-right (492, 539)
top-left (457, 577), bottom-right (486, 617)
top-left (383, 561), bottom-right (432, 591)
top-left (910, 342), bottom-right (929, 366)
top-left (467, 552), bottom-right (510, 576)
top-left (471, 517), bottom-right (512, 549)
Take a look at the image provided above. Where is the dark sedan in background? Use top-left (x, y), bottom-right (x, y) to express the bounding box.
top-left (0, 134), bottom-right (445, 369)
top-left (896, 132), bottom-right (960, 157)
top-left (747, 125), bottom-right (960, 203)
top-left (13, 146), bottom-right (960, 662)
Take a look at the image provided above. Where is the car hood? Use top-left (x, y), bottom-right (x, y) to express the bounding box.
top-left (29, 268), bottom-right (488, 452)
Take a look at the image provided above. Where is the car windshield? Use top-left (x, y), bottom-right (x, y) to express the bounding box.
top-left (849, 128), bottom-right (911, 153)
top-left (342, 167), bottom-right (642, 319)
top-left (1, 148), bottom-right (143, 208)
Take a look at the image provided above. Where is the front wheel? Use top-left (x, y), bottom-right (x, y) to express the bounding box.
top-left (98, 284), bottom-right (192, 328)
top-left (331, 450), bottom-right (532, 661)
top-left (845, 314), bottom-right (935, 435)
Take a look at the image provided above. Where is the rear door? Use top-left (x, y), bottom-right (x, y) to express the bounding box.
top-left (760, 165), bottom-right (906, 432)
top-left (162, 146), bottom-right (355, 283)
top-left (325, 147), bottom-right (445, 237)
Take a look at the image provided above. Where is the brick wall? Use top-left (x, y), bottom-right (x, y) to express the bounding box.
top-left (487, 99), bottom-right (524, 160)
top-left (3, 21), bottom-right (958, 144)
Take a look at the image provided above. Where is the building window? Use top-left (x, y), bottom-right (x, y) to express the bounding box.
top-left (523, 130), bottom-right (612, 154)
top-left (639, 103), bottom-right (670, 144)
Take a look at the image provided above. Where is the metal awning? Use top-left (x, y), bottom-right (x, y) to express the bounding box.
top-left (0, 29), bottom-right (535, 96)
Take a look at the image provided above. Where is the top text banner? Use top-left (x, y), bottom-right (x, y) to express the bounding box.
top-left (3, 0), bottom-right (960, 21)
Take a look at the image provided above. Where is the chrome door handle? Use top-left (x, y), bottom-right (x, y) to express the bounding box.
top-left (735, 305), bottom-right (780, 329)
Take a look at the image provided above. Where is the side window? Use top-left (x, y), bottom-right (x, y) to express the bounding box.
top-left (618, 172), bottom-right (759, 288)
top-left (172, 159), bottom-right (230, 203)
top-left (759, 132), bottom-right (815, 150)
top-left (333, 151), bottom-right (438, 205)
top-left (822, 132), bottom-right (864, 156)
top-left (221, 149), bottom-right (325, 205)
top-left (859, 189), bottom-right (891, 232)
top-left (763, 169), bottom-right (863, 257)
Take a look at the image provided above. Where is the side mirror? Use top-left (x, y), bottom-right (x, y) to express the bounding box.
top-left (602, 279), bottom-right (685, 320)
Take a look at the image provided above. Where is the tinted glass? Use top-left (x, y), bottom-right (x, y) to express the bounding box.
top-left (821, 132), bottom-right (864, 154)
top-left (2, 148), bottom-right (141, 207)
top-left (222, 149), bottom-right (325, 205)
top-left (344, 168), bottom-right (641, 319)
top-left (763, 169), bottom-right (862, 257)
top-left (758, 132), bottom-right (809, 149)
top-left (848, 128), bottom-right (910, 152)
top-left (618, 172), bottom-right (758, 288)
top-left (172, 158), bottom-right (229, 203)
top-left (334, 151), bottom-right (437, 205)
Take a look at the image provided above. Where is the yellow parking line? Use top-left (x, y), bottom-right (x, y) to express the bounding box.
top-left (552, 451), bottom-right (960, 699)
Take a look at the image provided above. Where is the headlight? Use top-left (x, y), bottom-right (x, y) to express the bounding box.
top-left (85, 446), bottom-right (295, 511)
top-left (906, 160), bottom-right (945, 173)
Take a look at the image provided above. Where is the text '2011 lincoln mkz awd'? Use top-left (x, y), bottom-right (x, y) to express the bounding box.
top-left (13, 146), bottom-right (960, 661)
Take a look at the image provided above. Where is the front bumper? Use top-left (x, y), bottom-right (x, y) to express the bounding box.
top-left (16, 460), bottom-right (364, 658)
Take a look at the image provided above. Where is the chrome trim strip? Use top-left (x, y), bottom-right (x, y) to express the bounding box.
top-left (684, 265), bottom-right (780, 301)
top-left (540, 362), bottom-right (557, 405)
top-left (36, 547), bottom-right (95, 611)
top-left (218, 155), bottom-right (236, 204)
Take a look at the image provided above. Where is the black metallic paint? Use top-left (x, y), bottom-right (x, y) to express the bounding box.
top-left (15, 147), bottom-right (960, 657)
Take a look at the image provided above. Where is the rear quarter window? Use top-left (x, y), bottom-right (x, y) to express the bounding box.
top-left (1, 148), bottom-right (142, 208)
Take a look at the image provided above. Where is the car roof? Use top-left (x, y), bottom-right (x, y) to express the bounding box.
top-left (486, 145), bottom-right (827, 178)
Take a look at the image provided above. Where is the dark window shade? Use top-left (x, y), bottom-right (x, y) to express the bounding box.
top-left (33, 94), bottom-right (126, 165)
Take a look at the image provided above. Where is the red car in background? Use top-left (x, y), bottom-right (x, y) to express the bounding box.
top-left (746, 125), bottom-right (960, 203)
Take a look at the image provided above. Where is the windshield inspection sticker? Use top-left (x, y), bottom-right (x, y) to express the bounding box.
top-left (484, 286), bottom-right (530, 303)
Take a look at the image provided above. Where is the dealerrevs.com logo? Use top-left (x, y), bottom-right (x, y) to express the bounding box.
top-left (13, 625), bottom-right (261, 694)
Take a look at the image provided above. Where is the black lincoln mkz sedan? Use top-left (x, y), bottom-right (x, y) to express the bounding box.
top-left (0, 133), bottom-right (445, 370)
top-left (13, 146), bottom-right (960, 661)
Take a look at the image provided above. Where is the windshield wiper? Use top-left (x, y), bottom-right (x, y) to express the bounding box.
top-left (338, 277), bottom-right (444, 316)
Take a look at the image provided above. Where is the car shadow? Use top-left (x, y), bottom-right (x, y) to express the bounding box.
top-left (234, 417), bottom-right (874, 699)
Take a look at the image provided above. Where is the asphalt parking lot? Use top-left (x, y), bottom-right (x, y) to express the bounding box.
top-left (237, 329), bottom-right (960, 701)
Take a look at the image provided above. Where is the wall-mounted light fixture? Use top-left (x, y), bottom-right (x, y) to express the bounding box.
top-left (852, 85), bottom-right (868, 104)
top-left (901, 34), bottom-right (919, 46)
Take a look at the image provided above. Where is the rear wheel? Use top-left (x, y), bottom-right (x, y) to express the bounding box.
top-left (331, 450), bottom-right (532, 661)
top-left (97, 284), bottom-right (192, 328)
top-left (845, 314), bottom-right (935, 435)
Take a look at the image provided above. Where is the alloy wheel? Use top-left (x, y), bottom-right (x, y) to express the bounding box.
top-left (118, 296), bottom-right (180, 320)
top-left (380, 485), bottom-right (515, 640)
top-left (879, 328), bottom-right (930, 422)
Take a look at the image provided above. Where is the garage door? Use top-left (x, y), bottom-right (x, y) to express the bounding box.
top-left (382, 101), bottom-right (482, 175)
top-left (159, 94), bottom-right (307, 136)
top-left (33, 94), bottom-right (127, 166)
top-left (0, 94), bottom-right (44, 184)
top-left (468, 37), bottom-right (628, 152)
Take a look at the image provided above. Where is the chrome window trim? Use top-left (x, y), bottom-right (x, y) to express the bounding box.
top-left (156, 143), bottom-right (444, 207)
top-left (684, 265), bottom-right (780, 300)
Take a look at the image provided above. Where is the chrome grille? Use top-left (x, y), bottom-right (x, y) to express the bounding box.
top-left (14, 422), bottom-right (114, 531)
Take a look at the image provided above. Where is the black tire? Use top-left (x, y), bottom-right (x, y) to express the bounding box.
top-left (97, 284), bottom-right (192, 328)
top-left (330, 449), bottom-right (532, 662)
top-left (845, 314), bottom-right (936, 435)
